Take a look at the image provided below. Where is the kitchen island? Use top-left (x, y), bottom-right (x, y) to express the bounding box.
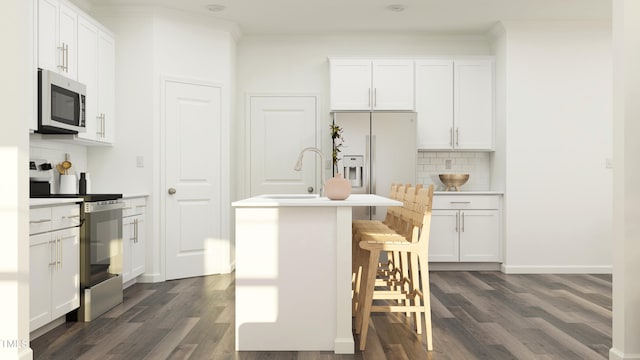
top-left (232, 194), bottom-right (401, 354)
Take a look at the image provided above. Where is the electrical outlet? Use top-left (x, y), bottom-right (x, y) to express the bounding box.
top-left (445, 159), bottom-right (452, 169)
top-left (136, 156), bottom-right (144, 168)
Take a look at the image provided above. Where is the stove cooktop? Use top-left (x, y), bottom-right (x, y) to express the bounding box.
top-left (30, 194), bottom-right (123, 202)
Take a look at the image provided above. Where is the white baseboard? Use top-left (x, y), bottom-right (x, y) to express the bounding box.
top-left (610, 347), bottom-right (640, 360)
top-left (429, 262), bottom-right (501, 271)
top-left (19, 347), bottom-right (33, 360)
top-left (137, 272), bottom-right (164, 283)
top-left (123, 278), bottom-right (137, 289)
top-left (501, 264), bottom-right (612, 274)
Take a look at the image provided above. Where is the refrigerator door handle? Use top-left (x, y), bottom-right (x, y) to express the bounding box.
top-left (365, 135), bottom-right (371, 194)
top-left (371, 135), bottom-right (376, 195)
top-left (371, 135), bottom-right (376, 216)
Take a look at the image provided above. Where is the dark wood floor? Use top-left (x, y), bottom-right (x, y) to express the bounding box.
top-left (31, 271), bottom-right (611, 360)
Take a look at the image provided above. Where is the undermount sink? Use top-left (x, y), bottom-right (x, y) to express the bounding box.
top-left (259, 194), bottom-right (320, 199)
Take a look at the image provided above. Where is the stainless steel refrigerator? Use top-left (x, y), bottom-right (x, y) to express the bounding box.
top-left (333, 112), bottom-right (417, 220)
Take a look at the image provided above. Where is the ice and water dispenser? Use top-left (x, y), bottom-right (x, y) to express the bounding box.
top-left (342, 155), bottom-right (364, 188)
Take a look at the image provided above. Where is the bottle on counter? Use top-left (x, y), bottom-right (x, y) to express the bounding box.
top-left (79, 172), bottom-right (87, 194)
top-left (85, 173), bottom-right (91, 193)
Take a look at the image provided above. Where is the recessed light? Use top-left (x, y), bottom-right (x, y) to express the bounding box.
top-left (206, 4), bottom-right (225, 12)
top-left (386, 4), bottom-right (405, 12)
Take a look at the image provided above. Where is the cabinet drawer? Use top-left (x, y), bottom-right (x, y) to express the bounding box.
top-left (123, 197), bottom-right (146, 217)
top-left (30, 207), bottom-right (53, 235)
top-left (52, 204), bottom-right (81, 230)
top-left (433, 195), bottom-right (499, 210)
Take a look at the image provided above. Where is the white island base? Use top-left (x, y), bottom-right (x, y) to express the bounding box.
top-left (232, 194), bottom-right (401, 354)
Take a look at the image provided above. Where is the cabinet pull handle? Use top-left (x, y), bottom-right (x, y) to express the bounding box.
top-left (62, 214), bottom-right (80, 219)
top-left (122, 207), bottom-right (133, 210)
top-left (368, 88), bottom-right (371, 108)
top-left (450, 201), bottom-right (471, 204)
top-left (64, 43), bottom-right (69, 71)
top-left (374, 88), bottom-right (377, 107)
top-left (455, 212), bottom-right (459, 233)
top-left (58, 236), bottom-right (62, 268)
top-left (102, 114), bottom-right (106, 138)
top-left (30, 219), bottom-right (51, 224)
top-left (58, 43), bottom-right (65, 70)
top-left (96, 114), bottom-right (102, 136)
top-left (450, 127), bottom-right (453, 146)
top-left (49, 239), bottom-right (57, 266)
top-left (456, 128), bottom-right (460, 147)
top-left (462, 212), bottom-right (465, 232)
top-left (134, 218), bottom-right (138, 243)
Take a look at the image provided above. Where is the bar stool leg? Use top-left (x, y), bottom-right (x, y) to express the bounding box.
top-left (419, 253), bottom-right (433, 351)
top-left (408, 251), bottom-right (422, 334)
top-left (356, 248), bottom-right (380, 350)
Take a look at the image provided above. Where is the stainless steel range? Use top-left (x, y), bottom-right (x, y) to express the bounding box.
top-left (78, 194), bottom-right (124, 321)
top-left (32, 193), bottom-right (124, 322)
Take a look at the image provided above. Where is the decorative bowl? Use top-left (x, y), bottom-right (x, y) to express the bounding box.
top-left (438, 174), bottom-right (470, 191)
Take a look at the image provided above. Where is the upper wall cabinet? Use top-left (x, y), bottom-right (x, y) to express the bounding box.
top-left (77, 16), bottom-right (115, 144)
top-left (38, 0), bottom-right (77, 79)
top-left (329, 58), bottom-right (414, 111)
top-left (37, 0), bottom-right (116, 145)
top-left (416, 58), bottom-right (494, 150)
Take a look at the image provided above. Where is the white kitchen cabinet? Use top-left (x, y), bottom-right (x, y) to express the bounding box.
top-left (29, 203), bottom-right (80, 332)
top-left (97, 30), bottom-right (115, 143)
top-left (429, 194), bottom-right (501, 262)
top-left (329, 58), bottom-right (414, 111)
top-left (121, 197), bottom-right (146, 286)
top-left (38, 0), bottom-right (77, 79)
top-left (76, 15), bottom-right (115, 144)
top-left (36, 0), bottom-right (116, 144)
top-left (416, 58), bottom-right (494, 150)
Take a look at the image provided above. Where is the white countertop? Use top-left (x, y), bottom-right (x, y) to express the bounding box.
top-left (434, 191), bottom-right (504, 195)
top-left (122, 193), bottom-right (149, 199)
top-left (30, 198), bottom-right (83, 207)
top-left (232, 194), bottom-right (402, 208)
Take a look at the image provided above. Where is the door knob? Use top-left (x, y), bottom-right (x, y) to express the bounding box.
top-left (307, 186), bottom-right (314, 193)
top-left (168, 187), bottom-right (176, 195)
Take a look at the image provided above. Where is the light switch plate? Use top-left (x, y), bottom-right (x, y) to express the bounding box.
top-left (606, 158), bottom-right (613, 169)
top-left (136, 156), bottom-right (144, 168)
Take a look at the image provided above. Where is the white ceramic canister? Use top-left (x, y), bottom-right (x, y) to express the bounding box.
top-left (59, 174), bottom-right (76, 194)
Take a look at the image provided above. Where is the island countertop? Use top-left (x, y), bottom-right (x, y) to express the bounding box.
top-left (232, 194), bottom-right (402, 207)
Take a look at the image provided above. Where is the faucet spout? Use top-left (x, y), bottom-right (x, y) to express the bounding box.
top-left (293, 147), bottom-right (326, 196)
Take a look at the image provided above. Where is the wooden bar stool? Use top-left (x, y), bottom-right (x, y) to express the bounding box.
top-left (354, 185), bottom-right (434, 352)
top-left (351, 184), bottom-right (409, 314)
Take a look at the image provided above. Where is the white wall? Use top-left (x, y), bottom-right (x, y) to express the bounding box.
top-left (611, 0), bottom-right (640, 357)
top-left (90, 7), bottom-right (236, 281)
top-left (235, 33), bottom-right (493, 199)
top-left (496, 21), bottom-right (613, 273)
top-left (1, 0), bottom-right (33, 358)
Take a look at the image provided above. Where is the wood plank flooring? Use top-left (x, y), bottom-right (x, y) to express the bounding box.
top-left (30, 271), bottom-right (611, 360)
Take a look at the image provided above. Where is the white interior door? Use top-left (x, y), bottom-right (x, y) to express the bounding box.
top-left (164, 79), bottom-right (222, 280)
top-left (249, 95), bottom-right (318, 195)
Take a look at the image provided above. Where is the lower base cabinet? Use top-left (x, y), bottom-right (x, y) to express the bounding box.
top-left (122, 197), bottom-right (146, 285)
top-left (30, 204), bottom-right (80, 332)
top-left (428, 195), bottom-right (501, 262)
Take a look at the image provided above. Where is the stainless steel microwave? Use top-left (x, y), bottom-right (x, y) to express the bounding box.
top-left (38, 68), bottom-right (86, 134)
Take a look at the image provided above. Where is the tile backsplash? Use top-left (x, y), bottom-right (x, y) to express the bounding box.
top-left (417, 151), bottom-right (491, 191)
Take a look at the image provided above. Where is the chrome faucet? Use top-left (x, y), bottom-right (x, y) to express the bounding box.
top-left (293, 147), bottom-right (325, 196)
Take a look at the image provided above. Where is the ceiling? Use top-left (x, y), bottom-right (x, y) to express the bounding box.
top-left (83, 0), bottom-right (611, 35)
